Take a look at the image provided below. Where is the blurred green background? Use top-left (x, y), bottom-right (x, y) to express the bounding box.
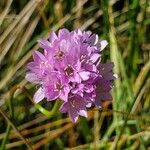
top-left (0, 0), bottom-right (150, 149)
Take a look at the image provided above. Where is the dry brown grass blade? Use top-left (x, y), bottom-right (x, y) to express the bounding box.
top-left (4, 119), bottom-right (71, 148)
top-left (131, 83), bottom-right (147, 113)
top-left (134, 59), bottom-right (150, 97)
top-left (129, 131), bottom-right (150, 140)
top-left (8, 118), bottom-right (70, 139)
top-left (0, 2), bottom-right (39, 64)
top-left (0, 107), bottom-right (32, 149)
top-left (73, 0), bottom-right (83, 28)
top-left (0, 47), bottom-right (34, 90)
top-left (66, 143), bottom-right (89, 150)
top-left (81, 10), bottom-right (102, 30)
top-left (93, 110), bottom-right (100, 150)
top-left (17, 115), bottom-right (48, 131)
top-left (4, 111), bottom-right (94, 148)
top-left (0, 0), bottom-right (12, 26)
top-left (67, 127), bottom-right (77, 147)
top-left (52, 0), bottom-right (88, 31)
top-left (14, 15), bottom-right (40, 60)
top-left (66, 129), bottom-right (150, 150)
top-left (0, 110), bottom-right (94, 140)
top-left (31, 123), bottom-right (75, 150)
top-left (5, 123), bottom-right (75, 149)
top-left (0, 0), bottom-right (88, 91)
top-left (131, 140), bottom-right (140, 150)
top-left (0, 0), bottom-right (41, 45)
top-left (94, 107), bottom-right (150, 122)
top-left (6, 130), bottom-right (52, 149)
top-left (0, 115), bottom-right (48, 140)
top-left (36, 0), bottom-right (49, 29)
top-left (0, 79), bottom-right (27, 106)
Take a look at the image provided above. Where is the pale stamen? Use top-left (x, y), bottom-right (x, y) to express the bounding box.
top-left (64, 65), bottom-right (74, 76)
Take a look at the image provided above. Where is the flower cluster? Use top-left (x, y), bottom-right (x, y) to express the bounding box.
top-left (26, 29), bottom-right (116, 122)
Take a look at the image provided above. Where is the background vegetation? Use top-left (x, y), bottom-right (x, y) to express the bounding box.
top-left (0, 0), bottom-right (150, 149)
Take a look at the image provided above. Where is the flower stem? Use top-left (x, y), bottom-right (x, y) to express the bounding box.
top-left (34, 100), bottom-right (61, 117)
top-left (23, 87), bottom-right (61, 118)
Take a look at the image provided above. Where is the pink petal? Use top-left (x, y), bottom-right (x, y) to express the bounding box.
top-left (38, 39), bottom-right (52, 50)
top-left (33, 87), bottom-right (45, 103)
top-left (78, 110), bottom-right (87, 117)
top-left (33, 50), bottom-right (46, 62)
top-left (90, 53), bottom-right (100, 63)
top-left (70, 110), bottom-right (79, 122)
top-left (71, 116), bottom-right (78, 123)
top-left (25, 73), bottom-right (40, 83)
top-left (58, 29), bottom-right (70, 38)
top-left (88, 34), bottom-right (98, 45)
top-left (59, 102), bottom-right (68, 113)
top-left (49, 31), bottom-right (58, 43)
top-left (79, 71), bottom-right (90, 81)
top-left (100, 40), bottom-right (108, 50)
top-left (46, 89), bottom-right (59, 101)
top-left (59, 91), bottom-right (68, 102)
top-left (86, 103), bottom-right (92, 108)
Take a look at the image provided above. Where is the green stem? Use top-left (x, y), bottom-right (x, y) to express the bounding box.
top-left (101, 122), bottom-right (115, 143)
top-left (35, 100), bottom-right (61, 117)
top-left (0, 125), bottom-right (11, 150)
top-left (23, 87), bottom-right (61, 118)
top-left (110, 60), bottom-right (150, 150)
top-left (0, 87), bottom-right (15, 150)
top-left (0, 106), bottom-right (32, 149)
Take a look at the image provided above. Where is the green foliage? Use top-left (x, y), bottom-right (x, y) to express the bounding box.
top-left (0, 0), bottom-right (150, 149)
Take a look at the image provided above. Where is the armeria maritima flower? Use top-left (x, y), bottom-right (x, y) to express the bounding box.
top-left (26, 28), bottom-right (116, 122)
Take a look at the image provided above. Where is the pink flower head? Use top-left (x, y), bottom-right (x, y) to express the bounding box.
top-left (26, 28), bottom-right (116, 122)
